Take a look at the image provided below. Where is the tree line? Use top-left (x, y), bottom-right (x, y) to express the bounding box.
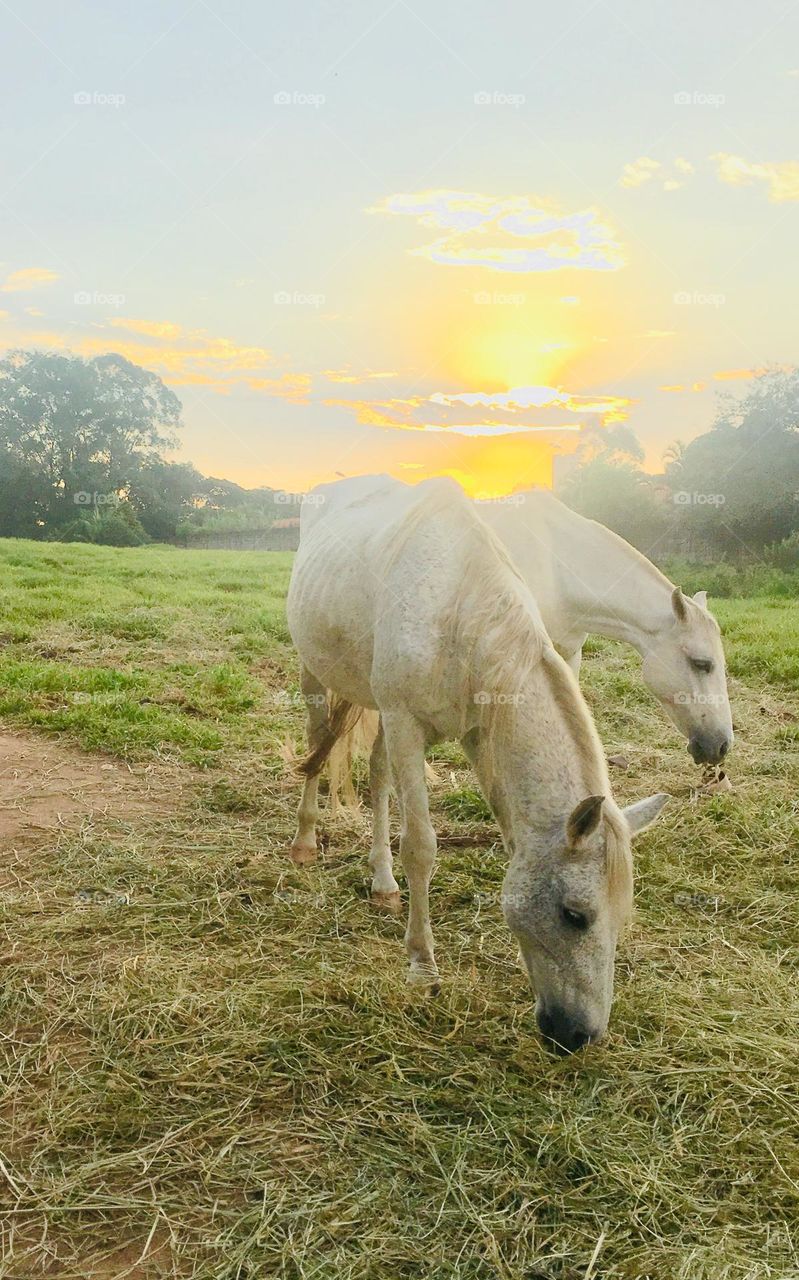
top-left (0, 350), bottom-right (286, 546)
top-left (0, 348), bottom-right (797, 570)
top-left (559, 369), bottom-right (799, 575)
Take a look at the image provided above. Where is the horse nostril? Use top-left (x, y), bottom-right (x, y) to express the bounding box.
top-left (536, 1006), bottom-right (594, 1055)
top-left (719, 740), bottom-right (729, 759)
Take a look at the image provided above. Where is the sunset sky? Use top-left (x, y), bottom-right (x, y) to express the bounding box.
top-left (1, 0), bottom-right (797, 496)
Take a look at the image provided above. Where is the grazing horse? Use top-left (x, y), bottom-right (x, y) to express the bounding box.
top-left (287, 477), bottom-right (668, 1053)
top-left (479, 488), bottom-right (733, 765)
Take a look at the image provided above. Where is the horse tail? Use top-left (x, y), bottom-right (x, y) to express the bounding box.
top-left (328, 708), bottom-right (380, 813)
top-left (299, 696), bottom-right (365, 779)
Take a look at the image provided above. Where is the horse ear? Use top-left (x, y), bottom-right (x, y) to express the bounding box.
top-left (671, 586), bottom-right (688, 623)
top-left (693, 589), bottom-right (708, 609)
top-left (623, 792), bottom-right (669, 837)
top-left (567, 795), bottom-right (604, 844)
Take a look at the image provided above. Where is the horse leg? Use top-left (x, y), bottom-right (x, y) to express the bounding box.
top-left (289, 667), bottom-right (328, 865)
top-left (382, 709), bottom-right (439, 989)
top-left (566, 648), bottom-right (583, 678)
top-left (368, 718), bottom-right (401, 913)
top-left (556, 636), bottom-right (586, 679)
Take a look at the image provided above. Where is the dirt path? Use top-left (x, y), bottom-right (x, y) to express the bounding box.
top-left (0, 731), bottom-right (186, 886)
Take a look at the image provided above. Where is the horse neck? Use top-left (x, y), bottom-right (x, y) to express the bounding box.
top-left (547, 505), bottom-right (675, 654)
top-left (473, 655), bottom-right (608, 848)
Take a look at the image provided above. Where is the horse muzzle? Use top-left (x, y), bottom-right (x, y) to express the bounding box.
top-left (536, 1003), bottom-right (601, 1056)
top-left (687, 731), bottom-right (732, 766)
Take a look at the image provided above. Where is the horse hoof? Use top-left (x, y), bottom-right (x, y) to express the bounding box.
top-left (407, 965), bottom-right (440, 993)
top-left (370, 890), bottom-right (402, 914)
top-left (289, 841), bottom-right (318, 866)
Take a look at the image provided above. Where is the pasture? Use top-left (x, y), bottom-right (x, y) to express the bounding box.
top-left (0, 539), bottom-right (797, 1280)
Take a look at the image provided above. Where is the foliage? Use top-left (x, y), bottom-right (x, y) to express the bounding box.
top-left (767, 530), bottom-right (799, 574)
top-left (560, 457), bottom-right (668, 553)
top-left (560, 370), bottom-right (799, 566)
top-left (0, 349), bottom-right (294, 544)
top-left (0, 349), bottom-right (182, 537)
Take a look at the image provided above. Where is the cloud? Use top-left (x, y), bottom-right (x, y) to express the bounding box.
top-left (713, 153), bottom-right (799, 202)
top-left (714, 365), bottom-right (793, 381)
top-left (620, 156), bottom-right (695, 191)
top-left (328, 382), bottom-right (630, 437)
top-left (322, 367), bottom-right (398, 383)
top-left (367, 190), bottom-right (624, 273)
top-left (620, 157), bottom-right (661, 188)
top-left (659, 382), bottom-right (706, 393)
top-left (431, 385), bottom-right (630, 419)
top-left (0, 314), bottom-right (309, 402)
top-left (110, 317), bottom-right (183, 340)
top-left (1, 267), bottom-right (59, 292)
top-left (247, 374), bottom-right (311, 402)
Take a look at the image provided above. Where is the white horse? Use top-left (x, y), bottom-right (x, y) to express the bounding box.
top-left (287, 477), bottom-right (668, 1053)
top-left (478, 488), bottom-right (733, 765)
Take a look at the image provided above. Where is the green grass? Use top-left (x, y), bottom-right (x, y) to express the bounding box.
top-left (0, 539), bottom-right (295, 765)
top-left (1, 539), bottom-right (798, 1279)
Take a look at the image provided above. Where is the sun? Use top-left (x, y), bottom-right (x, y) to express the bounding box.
top-left (448, 311), bottom-right (576, 392)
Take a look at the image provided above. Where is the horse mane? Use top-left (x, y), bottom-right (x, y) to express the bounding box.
top-left (540, 652), bottom-right (631, 904)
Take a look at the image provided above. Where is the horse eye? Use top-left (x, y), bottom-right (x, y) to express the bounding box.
top-left (690, 657), bottom-right (713, 674)
top-left (561, 906), bottom-right (589, 932)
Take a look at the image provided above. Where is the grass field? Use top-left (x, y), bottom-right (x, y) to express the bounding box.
top-left (1, 538), bottom-right (798, 1280)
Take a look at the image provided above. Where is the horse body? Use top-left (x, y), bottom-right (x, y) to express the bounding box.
top-left (312, 475), bottom-right (733, 774)
top-left (287, 476), bottom-right (667, 1053)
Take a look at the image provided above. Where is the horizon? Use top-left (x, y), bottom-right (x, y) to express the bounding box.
top-left (1, 1), bottom-right (797, 497)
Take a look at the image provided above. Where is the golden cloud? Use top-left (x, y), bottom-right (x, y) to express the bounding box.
top-left (367, 190), bottom-right (624, 273)
top-left (620, 156), bottom-right (695, 191)
top-left (714, 365), bottom-right (793, 381)
top-left (2, 267), bottom-right (59, 292)
top-left (0, 315), bottom-right (308, 402)
top-left (327, 382), bottom-right (629, 436)
top-left (247, 374), bottom-right (311, 402)
top-left (713, 153), bottom-right (799, 202)
top-left (110, 318), bottom-right (184, 340)
top-left (323, 368), bottom-right (399, 383)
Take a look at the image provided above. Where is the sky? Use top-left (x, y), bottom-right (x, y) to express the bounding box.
top-left (1, 0), bottom-right (797, 496)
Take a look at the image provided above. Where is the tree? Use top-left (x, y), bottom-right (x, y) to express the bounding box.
top-left (560, 457), bottom-right (668, 554)
top-left (0, 349), bottom-right (182, 535)
top-left (662, 439), bottom-right (686, 472)
top-left (129, 460), bottom-right (203, 541)
top-left (667, 369), bottom-right (799, 557)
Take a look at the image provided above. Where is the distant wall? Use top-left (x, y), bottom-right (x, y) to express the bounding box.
top-left (173, 526), bottom-right (300, 551)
